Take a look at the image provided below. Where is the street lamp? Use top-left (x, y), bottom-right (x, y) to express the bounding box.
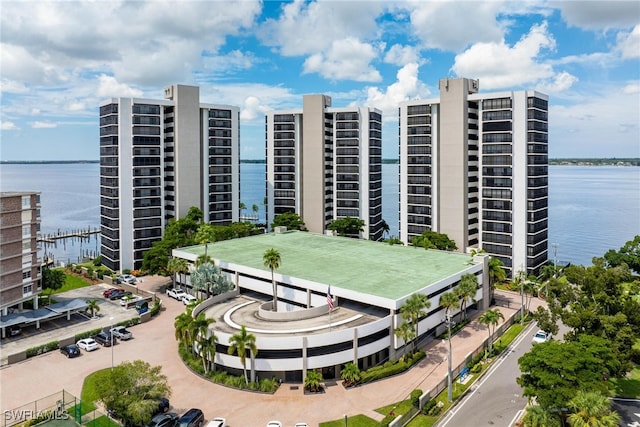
top-left (445, 312), bottom-right (453, 402)
top-left (109, 316), bottom-right (114, 370)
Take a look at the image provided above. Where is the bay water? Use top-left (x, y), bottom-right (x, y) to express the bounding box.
top-left (1, 163), bottom-right (638, 267)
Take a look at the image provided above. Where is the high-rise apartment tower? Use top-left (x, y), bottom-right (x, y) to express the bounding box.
top-left (399, 77), bottom-right (548, 276)
top-left (99, 85), bottom-right (240, 271)
top-left (266, 95), bottom-right (384, 240)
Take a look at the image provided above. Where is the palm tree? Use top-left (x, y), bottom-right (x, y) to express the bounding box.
top-left (198, 333), bottom-right (218, 374)
top-left (488, 257), bottom-right (506, 301)
top-left (195, 254), bottom-right (213, 267)
top-left (252, 204), bottom-right (259, 222)
top-left (381, 219), bottom-right (390, 239)
top-left (340, 363), bottom-right (361, 387)
top-left (400, 293), bottom-right (431, 353)
top-left (86, 299), bottom-right (100, 318)
top-left (455, 274), bottom-right (478, 321)
top-left (228, 325), bottom-right (258, 384)
top-left (304, 370), bottom-right (324, 393)
top-left (477, 308), bottom-right (505, 355)
top-left (567, 390), bottom-right (620, 427)
top-left (174, 257), bottom-right (189, 289)
top-left (194, 223), bottom-right (216, 259)
top-left (166, 258), bottom-right (182, 288)
top-left (394, 322), bottom-right (415, 359)
top-left (174, 307), bottom-right (194, 347)
top-left (439, 291), bottom-right (460, 329)
top-left (523, 405), bottom-right (561, 427)
top-left (239, 202), bottom-right (246, 220)
top-left (189, 313), bottom-right (215, 355)
top-left (263, 248), bottom-right (281, 311)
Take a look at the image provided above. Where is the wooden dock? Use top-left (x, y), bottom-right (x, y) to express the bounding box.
top-left (38, 228), bottom-right (100, 244)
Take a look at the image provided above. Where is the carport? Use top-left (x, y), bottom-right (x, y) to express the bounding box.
top-left (0, 299), bottom-right (89, 338)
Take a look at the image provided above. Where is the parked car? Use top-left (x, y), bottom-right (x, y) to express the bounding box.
top-left (103, 287), bottom-right (124, 298)
top-left (117, 274), bottom-right (137, 285)
top-left (8, 324), bottom-right (22, 336)
top-left (266, 422), bottom-right (282, 427)
top-left (176, 409), bottom-right (204, 427)
top-left (120, 295), bottom-right (144, 306)
top-left (94, 331), bottom-right (116, 347)
top-left (167, 288), bottom-right (187, 301)
top-left (135, 300), bottom-right (150, 314)
top-left (155, 397), bottom-right (170, 414)
top-left (181, 294), bottom-right (197, 306)
top-left (60, 344), bottom-right (81, 358)
top-left (532, 330), bottom-right (552, 344)
top-left (206, 418), bottom-right (226, 427)
top-left (77, 338), bottom-right (99, 352)
top-left (109, 290), bottom-right (132, 300)
top-left (294, 424), bottom-right (308, 427)
top-left (145, 413), bottom-right (178, 427)
top-left (110, 325), bottom-right (133, 340)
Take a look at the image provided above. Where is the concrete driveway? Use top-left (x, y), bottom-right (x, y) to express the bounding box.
top-left (0, 280), bottom-right (525, 426)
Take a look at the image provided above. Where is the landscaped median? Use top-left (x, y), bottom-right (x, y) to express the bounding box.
top-left (319, 313), bottom-right (529, 427)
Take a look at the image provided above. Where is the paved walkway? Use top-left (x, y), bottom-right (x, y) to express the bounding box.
top-left (0, 280), bottom-right (532, 426)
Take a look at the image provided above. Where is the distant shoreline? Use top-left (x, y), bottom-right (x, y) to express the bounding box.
top-left (1, 158), bottom-right (638, 166)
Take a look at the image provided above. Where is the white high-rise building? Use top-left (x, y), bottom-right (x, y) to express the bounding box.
top-left (266, 94), bottom-right (384, 240)
top-left (99, 84), bottom-right (240, 271)
top-left (399, 77), bottom-right (548, 276)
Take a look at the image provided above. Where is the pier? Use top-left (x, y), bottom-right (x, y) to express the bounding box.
top-left (38, 227), bottom-right (100, 244)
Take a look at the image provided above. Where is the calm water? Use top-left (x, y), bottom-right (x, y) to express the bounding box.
top-left (1, 163), bottom-right (638, 267)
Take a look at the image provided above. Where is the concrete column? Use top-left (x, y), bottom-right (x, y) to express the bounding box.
top-left (388, 314), bottom-right (397, 361)
top-left (306, 289), bottom-right (311, 308)
top-left (353, 329), bottom-right (358, 363)
top-left (302, 336), bottom-right (308, 380)
top-left (250, 351), bottom-right (256, 383)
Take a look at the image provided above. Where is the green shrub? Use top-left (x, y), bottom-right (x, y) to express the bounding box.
top-left (427, 403), bottom-right (442, 416)
top-left (26, 341), bottom-right (59, 358)
top-left (630, 348), bottom-right (640, 365)
top-left (361, 360), bottom-right (408, 383)
top-left (75, 327), bottom-right (104, 342)
top-left (470, 363), bottom-right (483, 374)
top-left (92, 256), bottom-right (102, 266)
top-left (410, 389), bottom-right (423, 408)
top-left (150, 300), bottom-right (161, 317)
top-left (422, 399), bottom-right (437, 415)
top-left (123, 269), bottom-right (131, 274)
top-left (466, 351), bottom-right (486, 369)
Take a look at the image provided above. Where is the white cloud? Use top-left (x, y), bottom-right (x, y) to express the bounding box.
top-left (241, 96), bottom-right (271, 121)
top-left (203, 50), bottom-right (255, 74)
top-left (200, 83), bottom-right (298, 119)
top-left (361, 63), bottom-right (430, 117)
top-left (537, 71), bottom-right (579, 94)
top-left (96, 76), bottom-right (144, 98)
top-left (404, 0), bottom-right (506, 51)
top-left (452, 22), bottom-right (560, 90)
top-left (303, 38), bottom-right (382, 82)
top-left (557, 1), bottom-right (640, 30)
top-left (31, 121), bottom-right (57, 129)
top-left (384, 44), bottom-right (423, 66)
top-left (623, 82), bottom-right (640, 94)
top-left (0, 79), bottom-right (29, 94)
top-left (617, 25), bottom-right (640, 59)
top-left (0, 121), bottom-right (19, 131)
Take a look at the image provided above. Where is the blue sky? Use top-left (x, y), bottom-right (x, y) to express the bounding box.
top-left (1, 0), bottom-right (638, 161)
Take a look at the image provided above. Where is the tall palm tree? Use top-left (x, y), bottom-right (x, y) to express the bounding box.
top-left (166, 258), bottom-right (182, 288)
top-left (440, 291), bottom-right (460, 403)
top-left (194, 223), bottom-right (216, 259)
top-left (400, 293), bottom-right (431, 353)
top-left (239, 202), bottom-right (246, 220)
top-left (381, 219), bottom-right (390, 239)
top-left (488, 257), bottom-right (506, 301)
top-left (252, 204), bottom-right (259, 221)
top-left (394, 322), bottom-right (415, 359)
top-left (567, 390), bottom-right (620, 427)
top-left (198, 333), bottom-right (218, 374)
top-left (228, 325), bottom-right (258, 384)
top-left (189, 313), bottom-right (215, 354)
top-left (477, 308), bottom-right (505, 355)
top-left (174, 258), bottom-right (189, 289)
top-left (439, 291), bottom-right (460, 328)
top-left (263, 248), bottom-right (281, 311)
top-left (174, 307), bottom-right (194, 347)
top-left (456, 274), bottom-right (479, 321)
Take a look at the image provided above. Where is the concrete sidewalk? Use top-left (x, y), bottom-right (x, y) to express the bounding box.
top-left (1, 283), bottom-right (533, 426)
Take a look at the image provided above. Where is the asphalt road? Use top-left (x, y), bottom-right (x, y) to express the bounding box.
top-left (438, 322), bottom-right (537, 427)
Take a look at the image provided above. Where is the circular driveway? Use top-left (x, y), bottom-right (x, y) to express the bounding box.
top-left (0, 279), bottom-right (522, 426)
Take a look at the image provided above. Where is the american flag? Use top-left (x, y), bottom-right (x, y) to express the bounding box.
top-left (327, 286), bottom-right (334, 310)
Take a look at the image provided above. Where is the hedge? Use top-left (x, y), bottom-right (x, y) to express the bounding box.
top-left (26, 340), bottom-right (59, 358)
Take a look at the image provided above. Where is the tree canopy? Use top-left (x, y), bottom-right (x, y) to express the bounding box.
top-left (95, 360), bottom-right (171, 426)
top-left (271, 212), bottom-right (306, 231)
top-left (328, 216), bottom-right (365, 237)
top-left (411, 230), bottom-right (457, 251)
top-left (42, 267), bottom-right (65, 296)
top-left (603, 234), bottom-right (640, 274)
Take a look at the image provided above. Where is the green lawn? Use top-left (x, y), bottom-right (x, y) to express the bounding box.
top-left (80, 369), bottom-right (112, 412)
top-left (54, 274), bottom-right (92, 294)
top-left (610, 364), bottom-right (640, 398)
top-left (319, 414), bottom-right (379, 427)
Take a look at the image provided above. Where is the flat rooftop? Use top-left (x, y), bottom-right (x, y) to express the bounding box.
top-left (174, 231), bottom-right (476, 300)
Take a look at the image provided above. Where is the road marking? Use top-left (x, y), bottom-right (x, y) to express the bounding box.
top-left (439, 322), bottom-right (537, 427)
top-left (509, 409), bottom-right (524, 427)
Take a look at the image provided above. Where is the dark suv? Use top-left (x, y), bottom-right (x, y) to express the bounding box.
top-left (176, 409), bottom-right (204, 427)
top-left (94, 331), bottom-right (116, 347)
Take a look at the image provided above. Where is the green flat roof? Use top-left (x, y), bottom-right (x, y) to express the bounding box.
top-left (175, 231), bottom-right (477, 300)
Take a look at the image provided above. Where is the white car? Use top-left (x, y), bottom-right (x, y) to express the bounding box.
top-left (110, 325), bottom-right (133, 340)
top-left (266, 422), bottom-right (282, 427)
top-left (532, 330), bottom-right (551, 344)
top-left (120, 295), bottom-right (144, 306)
top-left (77, 338), bottom-right (99, 352)
top-left (182, 294), bottom-right (197, 306)
top-left (166, 288), bottom-right (187, 300)
top-left (118, 274), bottom-right (137, 285)
top-left (206, 418), bottom-right (226, 427)
top-left (294, 424), bottom-right (308, 427)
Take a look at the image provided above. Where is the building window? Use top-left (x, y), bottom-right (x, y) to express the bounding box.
top-left (23, 270), bottom-right (31, 281)
top-left (22, 225), bottom-right (31, 238)
top-left (22, 240), bottom-right (31, 252)
top-left (23, 285), bottom-right (33, 296)
top-left (22, 196), bottom-right (30, 209)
